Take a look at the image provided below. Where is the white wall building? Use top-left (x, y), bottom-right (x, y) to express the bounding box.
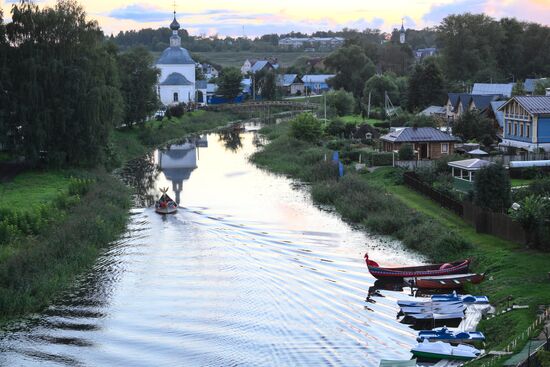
top-left (156, 13), bottom-right (196, 106)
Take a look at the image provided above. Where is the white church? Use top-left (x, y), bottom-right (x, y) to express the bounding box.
top-left (156, 12), bottom-right (197, 106)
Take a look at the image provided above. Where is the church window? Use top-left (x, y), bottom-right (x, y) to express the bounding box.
top-left (173, 92), bottom-right (179, 102)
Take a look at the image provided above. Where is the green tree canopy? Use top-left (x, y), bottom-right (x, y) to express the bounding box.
top-left (474, 163), bottom-right (511, 212)
top-left (255, 69), bottom-right (277, 100)
top-left (117, 46), bottom-right (159, 127)
top-left (534, 79), bottom-right (550, 95)
top-left (453, 110), bottom-right (496, 146)
top-left (407, 57), bottom-right (445, 112)
top-left (326, 89), bottom-right (355, 117)
top-left (289, 113), bottom-right (323, 142)
top-left (362, 74), bottom-right (399, 108)
top-left (217, 67), bottom-right (242, 100)
top-left (325, 45), bottom-right (376, 98)
top-left (512, 80), bottom-right (526, 96)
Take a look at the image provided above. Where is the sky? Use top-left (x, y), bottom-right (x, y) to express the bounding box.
top-left (1, 0), bottom-right (550, 37)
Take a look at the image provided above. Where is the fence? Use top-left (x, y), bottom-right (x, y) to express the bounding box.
top-left (485, 152), bottom-right (550, 166)
top-left (394, 159), bottom-right (435, 170)
top-left (403, 172), bottom-right (464, 216)
top-left (402, 172), bottom-right (527, 245)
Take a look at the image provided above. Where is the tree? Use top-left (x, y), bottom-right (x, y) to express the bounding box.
top-left (4, 0), bottom-right (123, 166)
top-left (453, 110), bottom-right (496, 146)
top-left (509, 195), bottom-right (550, 248)
top-left (117, 46), bottom-right (159, 127)
top-left (326, 89), bottom-right (355, 117)
top-left (407, 57), bottom-right (445, 111)
top-left (255, 69), bottom-right (276, 100)
top-left (362, 74), bottom-right (399, 108)
top-left (512, 80), bottom-right (526, 96)
top-left (324, 45), bottom-right (376, 98)
top-left (217, 67), bottom-right (242, 100)
top-left (534, 79), bottom-right (550, 95)
top-left (289, 113), bottom-right (323, 142)
top-left (474, 163), bottom-right (511, 212)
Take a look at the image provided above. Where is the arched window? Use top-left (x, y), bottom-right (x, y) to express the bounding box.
top-left (173, 92), bottom-right (179, 102)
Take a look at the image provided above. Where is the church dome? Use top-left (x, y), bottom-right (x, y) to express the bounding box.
top-left (156, 47), bottom-right (195, 65)
top-left (160, 72), bottom-right (194, 86)
top-left (170, 16), bottom-right (180, 31)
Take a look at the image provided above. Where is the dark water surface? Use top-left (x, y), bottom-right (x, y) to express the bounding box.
top-left (0, 126), bottom-right (426, 366)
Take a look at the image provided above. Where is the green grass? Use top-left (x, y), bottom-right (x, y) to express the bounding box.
top-left (511, 178), bottom-right (533, 187)
top-left (252, 123), bottom-right (550, 356)
top-left (340, 115), bottom-right (381, 126)
top-left (192, 51), bottom-right (331, 68)
top-left (284, 95), bottom-right (323, 103)
top-left (0, 171), bottom-right (71, 212)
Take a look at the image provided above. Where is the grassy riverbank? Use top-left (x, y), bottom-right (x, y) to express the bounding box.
top-left (0, 110), bottom-right (239, 323)
top-left (251, 121), bottom-right (550, 357)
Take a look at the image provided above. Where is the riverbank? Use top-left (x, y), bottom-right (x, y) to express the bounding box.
top-left (251, 121), bottom-right (550, 358)
top-left (0, 110), bottom-right (242, 323)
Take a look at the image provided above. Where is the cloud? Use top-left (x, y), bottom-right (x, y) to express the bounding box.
top-left (108, 4), bottom-right (170, 23)
top-left (422, 0), bottom-right (489, 24)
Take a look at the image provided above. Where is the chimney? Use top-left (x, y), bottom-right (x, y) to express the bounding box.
top-left (546, 88), bottom-right (550, 97)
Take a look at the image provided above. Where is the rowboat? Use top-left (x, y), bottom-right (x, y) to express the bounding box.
top-left (155, 188), bottom-right (178, 215)
top-left (411, 340), bottom-right (481, 361)
top-left (417, 327), bottom-right (486, 344)
top-left (400, 303), bottom-right (465, 315)
top-left (404, 273), bottom-right (485, 289)
top-left (364, 254), bottom-right (470, 280)
top-left (433, 293), bottom-right (490, 304)
top-left (407, 312), bottom-right (464, 321)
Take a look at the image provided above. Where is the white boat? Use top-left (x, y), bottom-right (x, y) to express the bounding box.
top-left (401, 304), bottom-right (465, 315)
top-left (411, 340), bottom-right (481, 361)
top-left (408, 312), bottom-right (465, 320)
top-left (398, 299), bottom-right (462, 308)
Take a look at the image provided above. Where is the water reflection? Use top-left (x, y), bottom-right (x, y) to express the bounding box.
top-left (158, 141), bottom-right (198, 204)
top-left (218, 128), bottom-right (243, 152)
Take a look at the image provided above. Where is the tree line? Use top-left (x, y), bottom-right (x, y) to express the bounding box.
top-left (0, 1), bottom-right (159, 167)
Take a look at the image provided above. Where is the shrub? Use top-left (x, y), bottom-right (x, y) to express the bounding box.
top-left (474, 163), bottom-right (511, 212)
top-left (289, 113), bottom-right (323, 142)
top-left (166, 103), bottom-right (185, 118)
top-left (367, 152), bottom-right (394, 166)
top-left (326, 89), bottom-right (355, 116)
top-left (398, 144), bottom-right (414, 160)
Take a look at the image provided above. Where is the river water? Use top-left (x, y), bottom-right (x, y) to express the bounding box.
top-left (0, 125), bottom-right (427, 366)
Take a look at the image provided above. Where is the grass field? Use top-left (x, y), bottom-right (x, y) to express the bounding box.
top-left (192, 51), bottom-right (331, 68)
top-left (340, 115), bottom-right (382, 126)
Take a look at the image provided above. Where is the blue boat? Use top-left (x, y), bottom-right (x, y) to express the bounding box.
top-left (417, 327), bottom-right (485, 344)
top-left (432, 293), bottom-right (489, 304)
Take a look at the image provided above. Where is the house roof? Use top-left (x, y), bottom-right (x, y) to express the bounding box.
top-left (468, 149), bottom-right (488, 155)
top-left (510, 96), bottom-right (550, 114)
top-left (302, 74), bottom-right (335, 84)
top-left (472, 83), bottom-right (514, 98)
top-left (250, 60), bottom-right (272, 73)
top-left (448, 158), bottom-right (493, 171)
top-left (470, 94), bottom-right (501, 111)
top-left (490, 101), bottom-right (506, 128)
top-left (160, 72), bottom-right (194, 86)
top-left (419, 105), bottom-right (446, 116)
top-left (380, 127), bottom-right (460, 143)
top-left (277, 74), bottom-right (303, 87)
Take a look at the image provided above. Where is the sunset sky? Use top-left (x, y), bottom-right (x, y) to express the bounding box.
top-left (2, 0), bottom-right (550, 36)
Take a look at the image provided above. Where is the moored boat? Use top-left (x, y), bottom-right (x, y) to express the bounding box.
top-left (400, 303), bottom-right (465, 315)
top-left (417, 327), bottom-right (485, 344)
top-left (155, 188), bottom-right (178, 214)
top-left (404, 273), bottom-right (485, 289)
top-left (364, 254), bottom-right (470, 280)
top-left (411, 340), bottom-right (481, 361)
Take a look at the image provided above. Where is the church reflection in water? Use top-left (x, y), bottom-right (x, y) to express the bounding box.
top-left (157, 135), bottom-right (206, 204)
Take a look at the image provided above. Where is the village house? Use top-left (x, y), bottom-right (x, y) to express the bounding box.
top-left (240, 58), bottom-right (279, 75)
top-left (498, 95), bottom-right (550, 152)
top-left (445, 93), bottom-right (502, 122)
top-left (472, 83), bottom-right (514, 98)
top-left (302, 74), bottom-right (334, 93)
top-left (276, 74), bottom-right (305, 95)
top-left (380, 127), bottom-right (460, 160)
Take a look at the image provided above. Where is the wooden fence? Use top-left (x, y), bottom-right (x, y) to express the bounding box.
top-left (402, 172), bottom-right (527, 245)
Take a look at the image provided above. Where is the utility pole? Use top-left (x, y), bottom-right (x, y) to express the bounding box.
top-left (367, 91), bottom-right (372, 119)
top-left (324, 92), bottom-right (327, 122)
top-left (252, 74), bottom-right (255, 101)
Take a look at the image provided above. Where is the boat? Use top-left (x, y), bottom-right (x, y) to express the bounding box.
top-left (417, 327), bottom-right (486, 344)
top-left (432, 293), bottom-right (490, 304)
top-left (398, 299), bottom-right (462, 308)
top-left (400, 303), bottom-right (465, 315)
top-left (155, 188), bottom-right (178, 214)
top-left (411, 340), bottom-right (481, 361)
top-left (404, 273), bottom-right (485, 289)
top-left (407, 312), bottom-right (464, 321)
top-left (364, 254), bottom-right (470, 280)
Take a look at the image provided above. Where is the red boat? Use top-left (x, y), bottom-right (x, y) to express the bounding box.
top-left (404, 273), bottom-right (485, 289)
top-left (364, 254), bottom-right (470, 280)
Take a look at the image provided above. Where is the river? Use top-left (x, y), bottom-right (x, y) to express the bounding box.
top-left (0, 124), bottom-right (427, 366)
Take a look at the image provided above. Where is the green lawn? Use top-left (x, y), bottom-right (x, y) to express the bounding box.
top-left (511, 178), bottom-right (533, 187)
top-left (340, 115), bottom-right (381, 126)
top-left (0, 171), bottom-right (71, 212)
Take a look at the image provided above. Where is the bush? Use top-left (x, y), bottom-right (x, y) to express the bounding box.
top-left (367, 152), bottom-right (394, 166)
top-left (373, 121), bottom-right (390, 129)
top-left (289, 113), bottom-right (323, 142)
top-left (398, 144), bottom-right (414, 160)
top-left (166, 103), bottom-right (185, 118)
top-left (326, 89), bottom-right (355, 117)
top-left (474, 163), bottom-right (511, 212)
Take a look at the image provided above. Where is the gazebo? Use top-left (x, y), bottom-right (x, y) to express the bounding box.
top-left (448, 158), bottom-right (493, 190)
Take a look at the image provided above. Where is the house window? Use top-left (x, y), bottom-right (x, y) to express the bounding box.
top-left (507, 122), bottom-right (512, 136)
top-left (173, 92), bottom-right (179, 102)
top-left (520, 123), bottom-right (524, 137)
top-left (441, 143), bottom-right (449, 154)
top-left (514, 122), bottom-right (518, 136)
top-left (526, 124), bottom-right (531, 138)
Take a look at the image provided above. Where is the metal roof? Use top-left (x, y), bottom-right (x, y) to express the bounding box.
top-left (448, 158), bottom-right (493, 171)
top-left (160, 72), bottom-right (194, 86)
top-left (418, 105), bottom-right (445, 116)
top-left (157, 46), bottom-right (195, 65)
top-left (490, 101), bottom-right (506, 128)
top-left (470, 94), bottom-right (500, 111)
top-left (472, 83), bottom-right (514, 98)
top-left (302, 74), bottom-right (335, 84)
top-left (276, 74), bottom-right (303, 87)
top-left (381, 127), bottom-right (460, 143)
top-left (250, 60), bottom-right (272, 73)
top-left (513, 96), bottom-right (550, 114)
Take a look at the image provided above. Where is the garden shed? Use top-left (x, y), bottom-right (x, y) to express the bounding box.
top-left (448, 158), bottom-right (494, 191)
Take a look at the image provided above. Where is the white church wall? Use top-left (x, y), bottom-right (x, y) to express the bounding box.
top-left (159, 85), bottom-right (195, 105)
top-left (158, 64), bottom-right (195, 86)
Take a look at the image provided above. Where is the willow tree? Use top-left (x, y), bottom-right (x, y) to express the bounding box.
top-left (5, 0), bottom-right (122, 166)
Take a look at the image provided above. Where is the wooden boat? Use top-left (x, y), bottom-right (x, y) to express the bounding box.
top-left (417, 327), bottom-right (486, 344)
top-left (155, 188), bottom-right (177, 214)
top-left (411, 340), bottom-right (481, 361)
top-left (407, 311), bottom-right (465, 321)
top-left (364, 254), bottom-right (470, 280)
top-left (404, 273), bottom-right (485, 289)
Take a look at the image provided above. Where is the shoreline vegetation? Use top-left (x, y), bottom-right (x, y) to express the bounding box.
top-left (251, 119), bottom-right (550, 359)
top-left (0, 110), bottom-right (242, 324)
